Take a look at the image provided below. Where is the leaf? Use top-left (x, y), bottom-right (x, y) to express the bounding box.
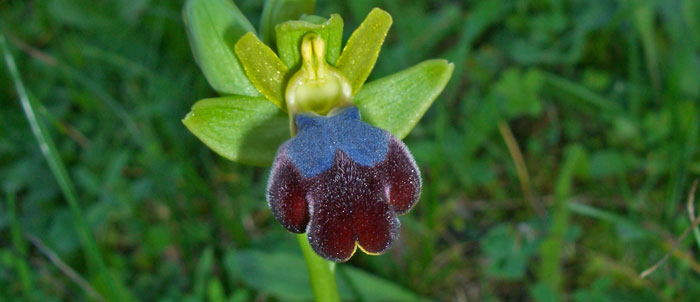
top-left (335, 8), bottom-right (392, 95)
top-left (275, 14), bottom-right (344, 69)
top-left (183, 0), bottom-right (260, 96)
top-left (224, 249), bottom-right (424, 302)
top-left (182, 96), bottom-right (289, 166)
top-left (224, 249), bottom-right (311, 302)
top-left (259, 0), bottom-right (316, 46)
top-left (530, 283), bottom-right (558, 302)
top-left (480, 224), bottom-right (538, 280)
top-left (573, 277), bottom-right (614, 302)
top-left (234, 32), bottom-right (289, 110)
top-left (589, 150), bottom-right (627, 177)
top-left (207, 278), bottom-right (226, 302)
top-left (47, 0), bottom-right (112, 30)
top-left (493, 68), bottom-right (543, 118)
top-left (353, 59), bottom-right (454, 139)
top-left (338, 265), bottom-right (423, 302)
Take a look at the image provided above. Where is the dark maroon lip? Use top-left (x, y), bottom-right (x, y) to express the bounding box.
top-left (267, 120), bottom-right (421, 262)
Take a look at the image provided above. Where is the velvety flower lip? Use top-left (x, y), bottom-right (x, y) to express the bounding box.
top-left (267, 107), bottom-right (421, 262)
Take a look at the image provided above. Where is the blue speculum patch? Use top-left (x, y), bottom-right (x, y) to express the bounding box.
top-left (286, 107), bottom-right (389, 178)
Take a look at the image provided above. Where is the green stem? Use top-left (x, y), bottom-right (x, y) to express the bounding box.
top-left (297, 234), bottom-right (341, 302)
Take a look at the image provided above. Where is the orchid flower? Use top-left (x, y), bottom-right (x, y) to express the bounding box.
top-left (182, 0), bottom-right (453, 263)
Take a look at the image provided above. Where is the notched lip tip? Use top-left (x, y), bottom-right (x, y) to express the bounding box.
top-left (313, 239), bottom-right (390, 263)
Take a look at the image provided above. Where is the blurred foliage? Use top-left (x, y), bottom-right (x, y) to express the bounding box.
top-left (1, 0), bottom-right (700, 301)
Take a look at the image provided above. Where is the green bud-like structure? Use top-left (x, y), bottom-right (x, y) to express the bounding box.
top-left (285, 33), bottom-right (352, 134)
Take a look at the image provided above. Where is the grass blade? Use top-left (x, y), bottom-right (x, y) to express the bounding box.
top-left (497, 120), bottom-right (543, 216)
top-left (4, 34), bottom-right (143, 145)
top-left (193, 246), bottom-right (214, 301)
top-left (25, 234), bottom-right (106, 302)
top-left (687, 180), bottom-right (700, 252)
top-left (641, 180), bottom-right (700, 278)
top-left (541, 71), bottom-right (622, 116)
top-left (537, 145), bottom-right (585, 299)
top-left (1, 33), bottom-right (126, 302)
top-left (633, 2), bottom-right (661, 90)
top-left (6, 193), bottom-right (33, 298)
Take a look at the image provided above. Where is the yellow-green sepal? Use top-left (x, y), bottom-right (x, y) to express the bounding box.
top-left (234, 32), bottom-right (289, 110)
top-left (182, 96), bottom-right (288, 166)
top-left (183, 0), bottom-right (260, 96)
top-left (275, 14), bottom-right (344, 69)
top-left (259, 0), bottom-right (316, 47)
top-left (354, 59), bottom-right (454, 139)
top-left (335, 8), bottom-right (392, 96)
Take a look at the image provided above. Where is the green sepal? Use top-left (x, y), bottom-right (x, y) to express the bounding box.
top-left (275, 14), bottom-right (344, 69)
top-left (183, 0), bottom-right (260, 96)
top-left (354, 59), bottom-right (454, 139)
top-left (335, 8), bottom-right (392, 96)
top-left (183, 96), bottom-right (289, 166)
top-left (234, 32), bottom-right (289, 110)
top-left (299, 15), bottom-right (327, 24)
top-left (260, 0), bottom-right (316, 47)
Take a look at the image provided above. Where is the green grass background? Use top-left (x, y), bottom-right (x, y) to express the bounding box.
top-left (2, 0), bottom-right (700, 301)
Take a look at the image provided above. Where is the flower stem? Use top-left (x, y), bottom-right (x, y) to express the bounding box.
top-left (297, 234), bottom-right (341, 302)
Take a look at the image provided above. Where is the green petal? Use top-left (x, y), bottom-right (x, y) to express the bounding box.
top-left (259, 0), bottom-right (316, 47)
top-left (335, 8), bottom-right (392, 95)
top-left (354, 59), bottom-right (454, 139)
top-left (183, 0), bottom-right (260, 96)
top-left (275, 14), bottom-right (344, 69)
top-left (234, 33), bottom-right (289, 110)
top-left (183, 96), bottom-right (289, 166)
